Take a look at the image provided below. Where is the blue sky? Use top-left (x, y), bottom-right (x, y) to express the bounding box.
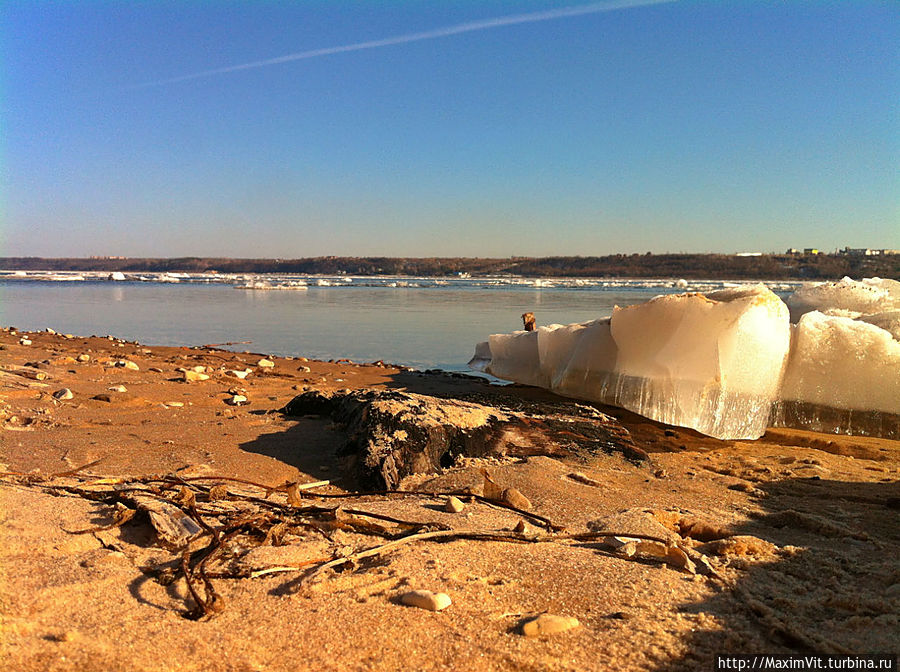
top-left (2, 0), bottom-right (897, 258)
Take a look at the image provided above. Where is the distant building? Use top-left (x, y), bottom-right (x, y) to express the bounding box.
top-left (840, 247), bottom-right (900, 256)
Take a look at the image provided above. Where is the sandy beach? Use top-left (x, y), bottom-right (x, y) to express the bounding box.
top-left (1, 326), bottom-right (898, 671)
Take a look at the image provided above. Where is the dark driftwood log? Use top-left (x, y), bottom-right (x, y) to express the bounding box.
top-left (282, 389), bottom-right (645, 489)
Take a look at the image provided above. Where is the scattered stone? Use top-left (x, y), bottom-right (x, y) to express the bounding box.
top-left (190, 365), bottom-right (207, 373)
top-left (164, 401), bottom-right (184, 408)
top-left (19, 338), bottom-right (32, 346)
top-left (108, 385), bottom-right (128, 393)
top-left (225, 395), bottom-right (248, 406)
top-left (567, 471), bottom-right (601, 487)
top-left (76, 354), bottom-right (91, 363)
top-left (257, 358), bottom-right (275, 368)
top-left (45, 328), bottom-right (57, 334)
top-left (298, 366), bottom-right (312, 373)
top-left (501, 488), bottom-right (532, 511)
top-left (183, 370), bottom-right (210, 382)
top-left (521, 614), bottom-right (580, 637)
top-left (226, 369), bottom-right (251, 380)
top-left (399, 590), bottom-right (452, 612)
top-left (52, 388), bottom-right (74, 400)
top-left (600, 536), bottom-right (637, 556)
top-left (149, 367), bottom-right (163, 373)
top-left (444, 496), bottom-right (465, 513)
top-left (114, 360), bottom-right (139, 371)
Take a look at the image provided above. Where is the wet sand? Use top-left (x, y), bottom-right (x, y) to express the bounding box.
top-left (1, 327), bottom-right (898, 671)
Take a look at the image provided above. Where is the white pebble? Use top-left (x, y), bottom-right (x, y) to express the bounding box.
top-left (521, 614), bottom-right (580, 637)
top-left (399, 590), bottom-right (452, 612)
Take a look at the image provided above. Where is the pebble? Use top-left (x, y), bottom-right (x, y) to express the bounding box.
top-left (521, 614), bottom-right (580, 637)
top-left (444, 496), bottom-right (465, 513)
top-left (190, 365), bottom-right (207, 373)
top-left (182, 370), bottom-right (210, 382)
top-left (108, 385), bottom-right (128, 393)
top-left (52, 388), bottom-right (74, 400)
top-left (114, 360), bottom-right (140, 371)
top-left (164, 401), bottom-right (184, 408)
top-left (226, 369), bottom-right (251, 379)
top-left (501, 488), bottom-right (532, 511)
top-left (76, 354), bottom-right (91, 362)
top-left (257, 359), bottom-right (275, 368)
top-left (19, 338), bottom-right (32, 346)
top-left (225, 395), bottom-right (248, 406)
top-left (567, 472), bottom-right (601, 487)
top-left (399, 590), bottom-right (452, 612)
top-left (298, 366), bottom-right (312, 373)
top-left (149, 367), bottom-right (163, 373)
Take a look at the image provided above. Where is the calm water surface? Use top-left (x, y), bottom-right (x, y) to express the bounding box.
top-left (0, 280), bottom-right (672, 370)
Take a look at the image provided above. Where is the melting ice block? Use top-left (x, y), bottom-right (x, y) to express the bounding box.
top-left (786, 277), bottom-right (900, 321)
top-left (774, 312), bottom-right (900, 439)
top-left (470, 285), bottom-right (791, 440)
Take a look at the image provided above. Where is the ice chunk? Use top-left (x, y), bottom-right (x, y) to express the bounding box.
top-left (774, 312), bottom-right (900, 439)
top-left (786, 277), bottom-right (900, 321)
top-left (602, 286), bottom-right (791, 439)
top-left (471, 285), bottom-right (791, 440)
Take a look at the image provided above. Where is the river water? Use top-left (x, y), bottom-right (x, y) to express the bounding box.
top-left (0, 275), bottom-right (800, 370)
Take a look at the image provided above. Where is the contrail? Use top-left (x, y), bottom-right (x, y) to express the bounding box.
top-left (136, 0), bottom-right (675, 88)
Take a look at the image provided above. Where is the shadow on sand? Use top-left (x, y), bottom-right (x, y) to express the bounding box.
top-left (652, 476), bottom-right (900, 670)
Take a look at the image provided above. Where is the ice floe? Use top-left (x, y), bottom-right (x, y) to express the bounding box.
top-left (471, 279), bottom-right (899, 440)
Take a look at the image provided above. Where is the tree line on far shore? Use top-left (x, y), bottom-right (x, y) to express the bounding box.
top-left (1, 254), bottom-right (897, 280)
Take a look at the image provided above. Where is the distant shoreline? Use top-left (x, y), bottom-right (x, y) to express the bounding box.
top-left (1, 253), bottom-right (898, 281)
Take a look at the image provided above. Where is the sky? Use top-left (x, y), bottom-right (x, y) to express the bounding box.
top-left (1, 0), bottom-right (897, 258)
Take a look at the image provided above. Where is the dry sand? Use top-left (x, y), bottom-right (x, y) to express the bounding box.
top-left (1, 327), bottom-right (898, 671)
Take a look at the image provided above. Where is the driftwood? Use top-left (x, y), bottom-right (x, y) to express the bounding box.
top-left (1, 470), bottom-right (700, 621)
top-left (282, 389), bottom-right (644, 489)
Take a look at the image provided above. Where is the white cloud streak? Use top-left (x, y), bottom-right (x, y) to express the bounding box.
top-left (136, 0), bottom-right (676, 88)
